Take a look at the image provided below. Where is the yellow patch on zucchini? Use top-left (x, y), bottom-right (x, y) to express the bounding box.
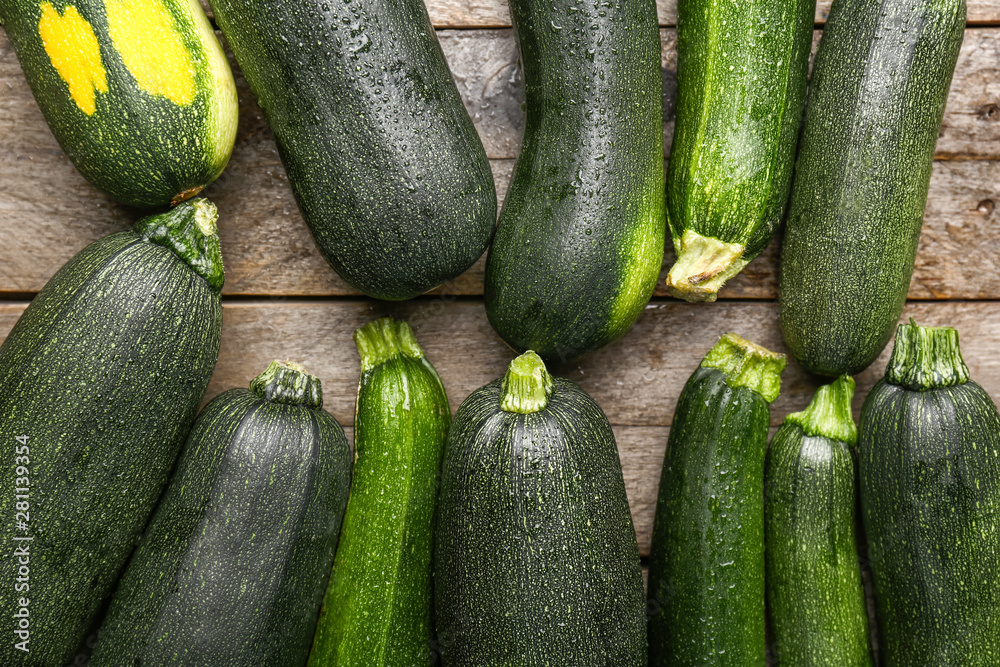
top-left (104, 0), bottom-right (195, 106)
top-left (38, 2), bottom-right (108, 115)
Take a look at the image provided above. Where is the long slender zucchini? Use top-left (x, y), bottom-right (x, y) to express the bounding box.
top-left (664, 0), bottom-right (814, 302)
top-left (309, 318), bottom-right (450, 666)
top-left (435, 351), bottom-right (646, 665)
top-left (648, 334), bottom-right (786, 666)
top-left (209, 0), bottom-right (496, 301)
top-left (0, 199), bottom-right (224, 666)
top-left (483, 0), bottom-right (664, 362)
top-left (0, 0), bottom-right (237, 209)
top-left (765, 375), bottom-right (873, 667)
top-left (778, 0), bottom-right (965, 376)
top-left (90, 361), bottom-right (351, 665)
top-left (858, 321), bottom-right (1000, 665)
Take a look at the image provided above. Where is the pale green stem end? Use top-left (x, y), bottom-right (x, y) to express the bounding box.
top-left (701, 333), bottom-right (787, 403)
top-left (500, 351), bottom-right (554, 414)
top-left (135, 197), bottom-right (225, 292)
top-left (250, 360), bottom-right (323, 409)
top-left (665, 229), bottom-right (748, 303)
top-left (886, 319), bottom-right (969, 390)
top-left (785, 375), bottom-right (857, 446)
top-left (354, 317), bottom-right (425, 373)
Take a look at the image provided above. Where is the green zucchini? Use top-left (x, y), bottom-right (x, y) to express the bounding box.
top-left (648, 333), bottom-right (786, 666)
top-left (765, 375), bottom-right (873, 667)
top-left (778, 0), bottom-right (965, 376)
top-left (483, 0), bottom-right (664, 362)
top-left (0, 0), bottom-right (237, 209)
top-left (664, 0), bottom-right (814, 302)
top-left (309, 318), bottom-right (450, 666)
top-left (858, 321), bottom-right (1000, 665)
top-left (0, 199), bottom-right (223, 666)
top-left (435, 351), bottom-right (646, 665)
top-left (90, 361), bottom-right (351, 665)
top-left (208, 0), bottom-right (495, 301)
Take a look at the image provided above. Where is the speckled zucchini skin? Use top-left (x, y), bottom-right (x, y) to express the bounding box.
top-left (484, 0), bottom-right (664, 362)
top-left (209, 0), bottom-right (496, 301)
top-left (858, 325), bottom-right (1000, 666)
top-left (0, 0), bottom-right (238, 209)
top-left (309, 319), bottom-right (450, 666)
top-left (0, 200), bottom-right (223, 667)
top-left (90, 362), bottom-right (351, 666)
top-left (435, 357), bottom-right (646, 665)
top-left (778, 0), bottom-right (965, 376)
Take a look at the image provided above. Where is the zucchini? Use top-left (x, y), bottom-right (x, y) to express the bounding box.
top-left (483, 0), bottom-right (664, 362)
top-left (208, 0), bottom-right (496, 301)
top-left (0, 0), bottom-right (238, 209)
top-left (90, 361), bottom-right (351, 665)
top-left (647, 333), bottom-right (786, 667)
top-left (778, 0), bottom-right (965, 376)
top-left (858, 321), bottom-right (1000, 665)
top-left (765, 375), bottom-right (873, 667)
top-left (664, 0), bottom-right (814, 302)
top-left (309, 318), bottom-right (450, 666)
top-left (0, 199), bottom-right (223, 665)
top-left (435, 351), bottom-right (646, 665)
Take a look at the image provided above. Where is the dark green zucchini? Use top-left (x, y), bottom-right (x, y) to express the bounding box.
top-left (778, 0), bottom-right (965, 376)
top-left (90, 361), bottom-right (351, 665)
top-left (648, 333), bottom-right (786, 666)
top-left (309, 318), bottom-right (449, 666)
top-left (208, 0), bottom-right (495, 301)
top-left (483, 0), bottom-right (664, 362)
top-left (858, 321), bottom-right (1000, 665)
top-left (0, 0), bottom-right (238, 209)
top-left (664, 0), bottom-right (814, 302)
top-left (765, 375), bottom-right (873, 667)
top-left (435, 351), bottom-right (646, 665)
top-left (0, 199), bottom-right (223, 666)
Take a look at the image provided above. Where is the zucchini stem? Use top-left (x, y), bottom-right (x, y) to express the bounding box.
top-left (135, 197), bottom-right (225, 292)
top-left (500, 351), bottom-right (554, 414)
top-left (885, 319), bottom-right (969, 390)
top-left (250, 360), bottom-right (324, 409)
top-left (354, 317), bottom-right (425, 373)
top-left (701, 333), bottom-right (786, 403)
top-left (665, 230), bottom-right (748, 303)
top-left (785, 375), bottom-right (857, 445)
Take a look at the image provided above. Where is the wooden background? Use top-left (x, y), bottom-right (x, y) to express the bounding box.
top-left (1, 1), bottom-right (997, 652)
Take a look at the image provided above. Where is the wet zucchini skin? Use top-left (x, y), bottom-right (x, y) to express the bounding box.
top-left (778, 0), bottom-right (965, 376)
top-left (0, 0), bottom-right (238, 209)
top-left (0, 200), bottom-right (224, 666)
top-left (209, 0), bottom-right (496, 301)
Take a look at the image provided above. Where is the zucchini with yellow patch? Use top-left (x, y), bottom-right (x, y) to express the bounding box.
top-left (0, 0), bottom-right (238, 209)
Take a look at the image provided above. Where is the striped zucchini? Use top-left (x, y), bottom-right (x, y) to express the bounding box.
top-left (0, 199), bottom-right (223, 665)
top-left (648, 334), bottom-right (786, 666)
top-left (858, 321), bottom-right (1000, 665)
top-left (483, 0), bottom-right (664, 362)
top-left (435, 351), bottom-right (646, 665)
top-left (309, 318), bottom-right (450, 666)
top-left (778, 0), bottom-right (965, 376)
top-left (90, 361), bottom-right (351, 665)
top-left (0, 0), bottom-right (238, 209)
top-left (766, 375), bottom-right (873, 666)
top-left (664, 0), bottom-right (814, 302)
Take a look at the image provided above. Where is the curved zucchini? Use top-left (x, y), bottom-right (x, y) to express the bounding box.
top-left (209, 0), bottom-right (496, 301)
top-left (858, 321), bottom-right (1000, 665)
top-left (648, 334), bottom-right (786, 666)
top-left (90, 361), bottom-right (351, 665)
top-left (664, 0), bottom-right (814, 302)
top-left (435, 351), bottom-right (646, 665)
top-left (0, 199), bottom-right (223, 665)
top-left (0, 0), bottom-right (238, 209)
top-left (483, 0), bottom-right (664, 362)
top-left (778, 0), bottom-right (965, 376)
top-left (765, 375), bottom-right (873, 667)
top-left (309, 318), bottom-right (450, 666)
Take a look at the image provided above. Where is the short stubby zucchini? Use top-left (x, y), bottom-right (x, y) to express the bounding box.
top-left (209, 0), bottom-right (496, 301)
top-left (484, 0), bottom-right (664, 362)
top-left (0, 0), bottom-right (238, 209)
top-left (90, 361), bottom-right (351, 666)
top-left (309, 318), bottom-right (450, 666)
top-left (648, 333), bottom-right (786, 666)
top-left (858, 321), bottom-right (1000, 666)
top-left (766, 375), bottom-right (873, 667)
top-left (435, 351), bottom-right (646, 665)
top-left (0, 199), bottom-right (224, 666)
top-left (778, 0), bottom-right (965, 376)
